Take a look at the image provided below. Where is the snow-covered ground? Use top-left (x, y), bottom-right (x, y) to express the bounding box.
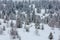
top-left (0, 8), bottom-right (60, 40)
top-left (0, 19), bottom-right (60, 40)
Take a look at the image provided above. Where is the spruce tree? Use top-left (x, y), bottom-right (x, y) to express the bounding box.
top-left (16, 14), bottom-right (22, 28)
top-left (3, 26), bottom-right (5, 31)
top-left (49, 32), bottom-right (53, 40)
top-left (41, 24), bottom-right (44, 30)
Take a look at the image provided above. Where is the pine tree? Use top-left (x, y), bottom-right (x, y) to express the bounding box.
top-left (4, 19), bottom-right (6, 23)
top-left (0, 28), bottom-right (3, 34)
top-left (24, 16), bottom-right (30, 32)
top-left (10, 21), bottom-right (14, 27)
top-left (10, 28), bottom-right (17, 39)
top-left (16, 14), bottom-right (22, 28)
top-left (0, 21), bottom-right (1, 25)
top-left (25, 26), bottom-right (29, 32)
top-left (35, 16), bottom-right (40, 29)
top-left (41, 24), bottom-right (44, 30)
top-left (32, 10), bottom-right (36, 23)
top-left (58, 36), bottom-right (60, 40)
top-left (37, 8), bottom-right (41, 13)
top-left (3, 26), bottom-right (5, 31)
top-left (35, 29), bottom-right (40, 36)
top-left (49, 32), bottom-right (53, 40)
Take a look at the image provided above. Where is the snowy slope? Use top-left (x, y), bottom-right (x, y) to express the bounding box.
top-left (0, 6), bottom-right (60, 40)
top-left (0, 19), bottom-right (60, 40)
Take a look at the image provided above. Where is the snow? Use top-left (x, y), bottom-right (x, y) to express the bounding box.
top-left (17, 24), bottom-right (60, 40)
top-left (0, 7), bottom-right (60, 40)
top-left (0, 19), bottom-right (60, 40)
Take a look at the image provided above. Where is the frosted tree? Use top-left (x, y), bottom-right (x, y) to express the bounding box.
top-left (5, 15), bottom-right (9, 21)
top-left (25, 16), bottom-right (30, 25)
top-left (32, 10), bottom-right (36, 23)
top-left (16, 14), bottom-right (22, 28)
top-left (37, 8), bottom-right (41, 13)
top-left (25, 25), bottom-right (30, 32)
top-left (35, 16), bottom-right (41, 29)
top-left (17, 32), bottom-right (21, 40)
top-left (0, 13), bottom-right (2, 18)
top-left (24, 15), bottom-right (30, 32)
top-left (0, 21), bottom-right (1, 25)
top-left (48, 16), bottom-right (57, 30)
top-left (58, 36), bottom-right (60, 40)
top-left (35, 29), bottom-right (40, 36)
top-left (48, 32), bottom-right (53, 40)
top-left (41, 24), bottom-right (44, 30)
top-left (48, 3), bottom-right (53, 9)
top-left (44, 17), bottom-right (49, 24)
top-left (10, 20), bottom-right (14, 27)
top-left (10, 28), bottom-right (17, 39)
top-left (3, 26), bottom-right (5, 31)
top-left (37, 3), bottom-right (41, 13)
top-left (4, 18), bottom-right (6, 23)
top-left (0, 28), bottom-right (3, 34)
top-left (2, 10), bottom-right (5, 19)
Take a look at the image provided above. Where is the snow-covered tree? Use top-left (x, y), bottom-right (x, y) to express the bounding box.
top-left (0, 21), bottom-right (1, 25)
top-left (32, 10), bottom-right (36, 23)
top-left (16, 14), bottom-right (22, 28)
top-left (25, 26), bottom-right (30, 32)
top-left (10, 28), bottom-right (17, 39)
top-left (24, 15), bottom-right (30, 32)
top-left (3, 26), bottom-right (5, 31)
top-left (10, 20), bottom-right (14, 27)
top-left (35, 16), bottom-right (41, 29)
top-left (41, 24), bottom-right (44, 30)
top-left (4, 19), bottom-right (6, 23)
top-left (35, 29), bottom-right (40, 36)
top-left (48, 32), bottom-right (53, 40)
top-left (5, 15), bottom-right (9, 21)
top-left (48, 16), bottom-right (56, 29)
top-left (37, 8), bottom-right (41, 13)
top-left (58, 36), bottom-right (60, 40)
top-left (0, 28), bottom-right (3, 34)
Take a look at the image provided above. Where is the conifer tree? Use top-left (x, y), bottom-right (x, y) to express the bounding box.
top-left (49, 32), bottom-right (53, 40)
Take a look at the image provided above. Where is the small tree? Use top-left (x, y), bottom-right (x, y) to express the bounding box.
top-left (10, 21), bottom-right (14, 27)
top-left (24, 24), bottom-right (30, 32)
top-left (37, 8), bottom-right (41, 13)
top-left (4, 19), bottom-right (6, 23)
top-left (58, 36), bottom-right (60, 40)
top-left (3, 26), bottom-right (5, 31)
top-left (41, 24), bottom-right (44, 30)
top-left (26, 27), bottom-right (29, 32)
top-left (32, 10), bottom-right (36, 23)
top-left (35, 16), bottom-right (40, 29)
top-left (10, 28), bottom-right (17, 39)
top-left (49, 32), bottom-right (53, 40)
top-left (35, 29), bottom-right (40, 36)
top-left (16, 15), bottom-right (22, 28)
top-left (0, 21), bottom-right (1, 25)
top-left (0, 28), bottom-right (3, 34)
